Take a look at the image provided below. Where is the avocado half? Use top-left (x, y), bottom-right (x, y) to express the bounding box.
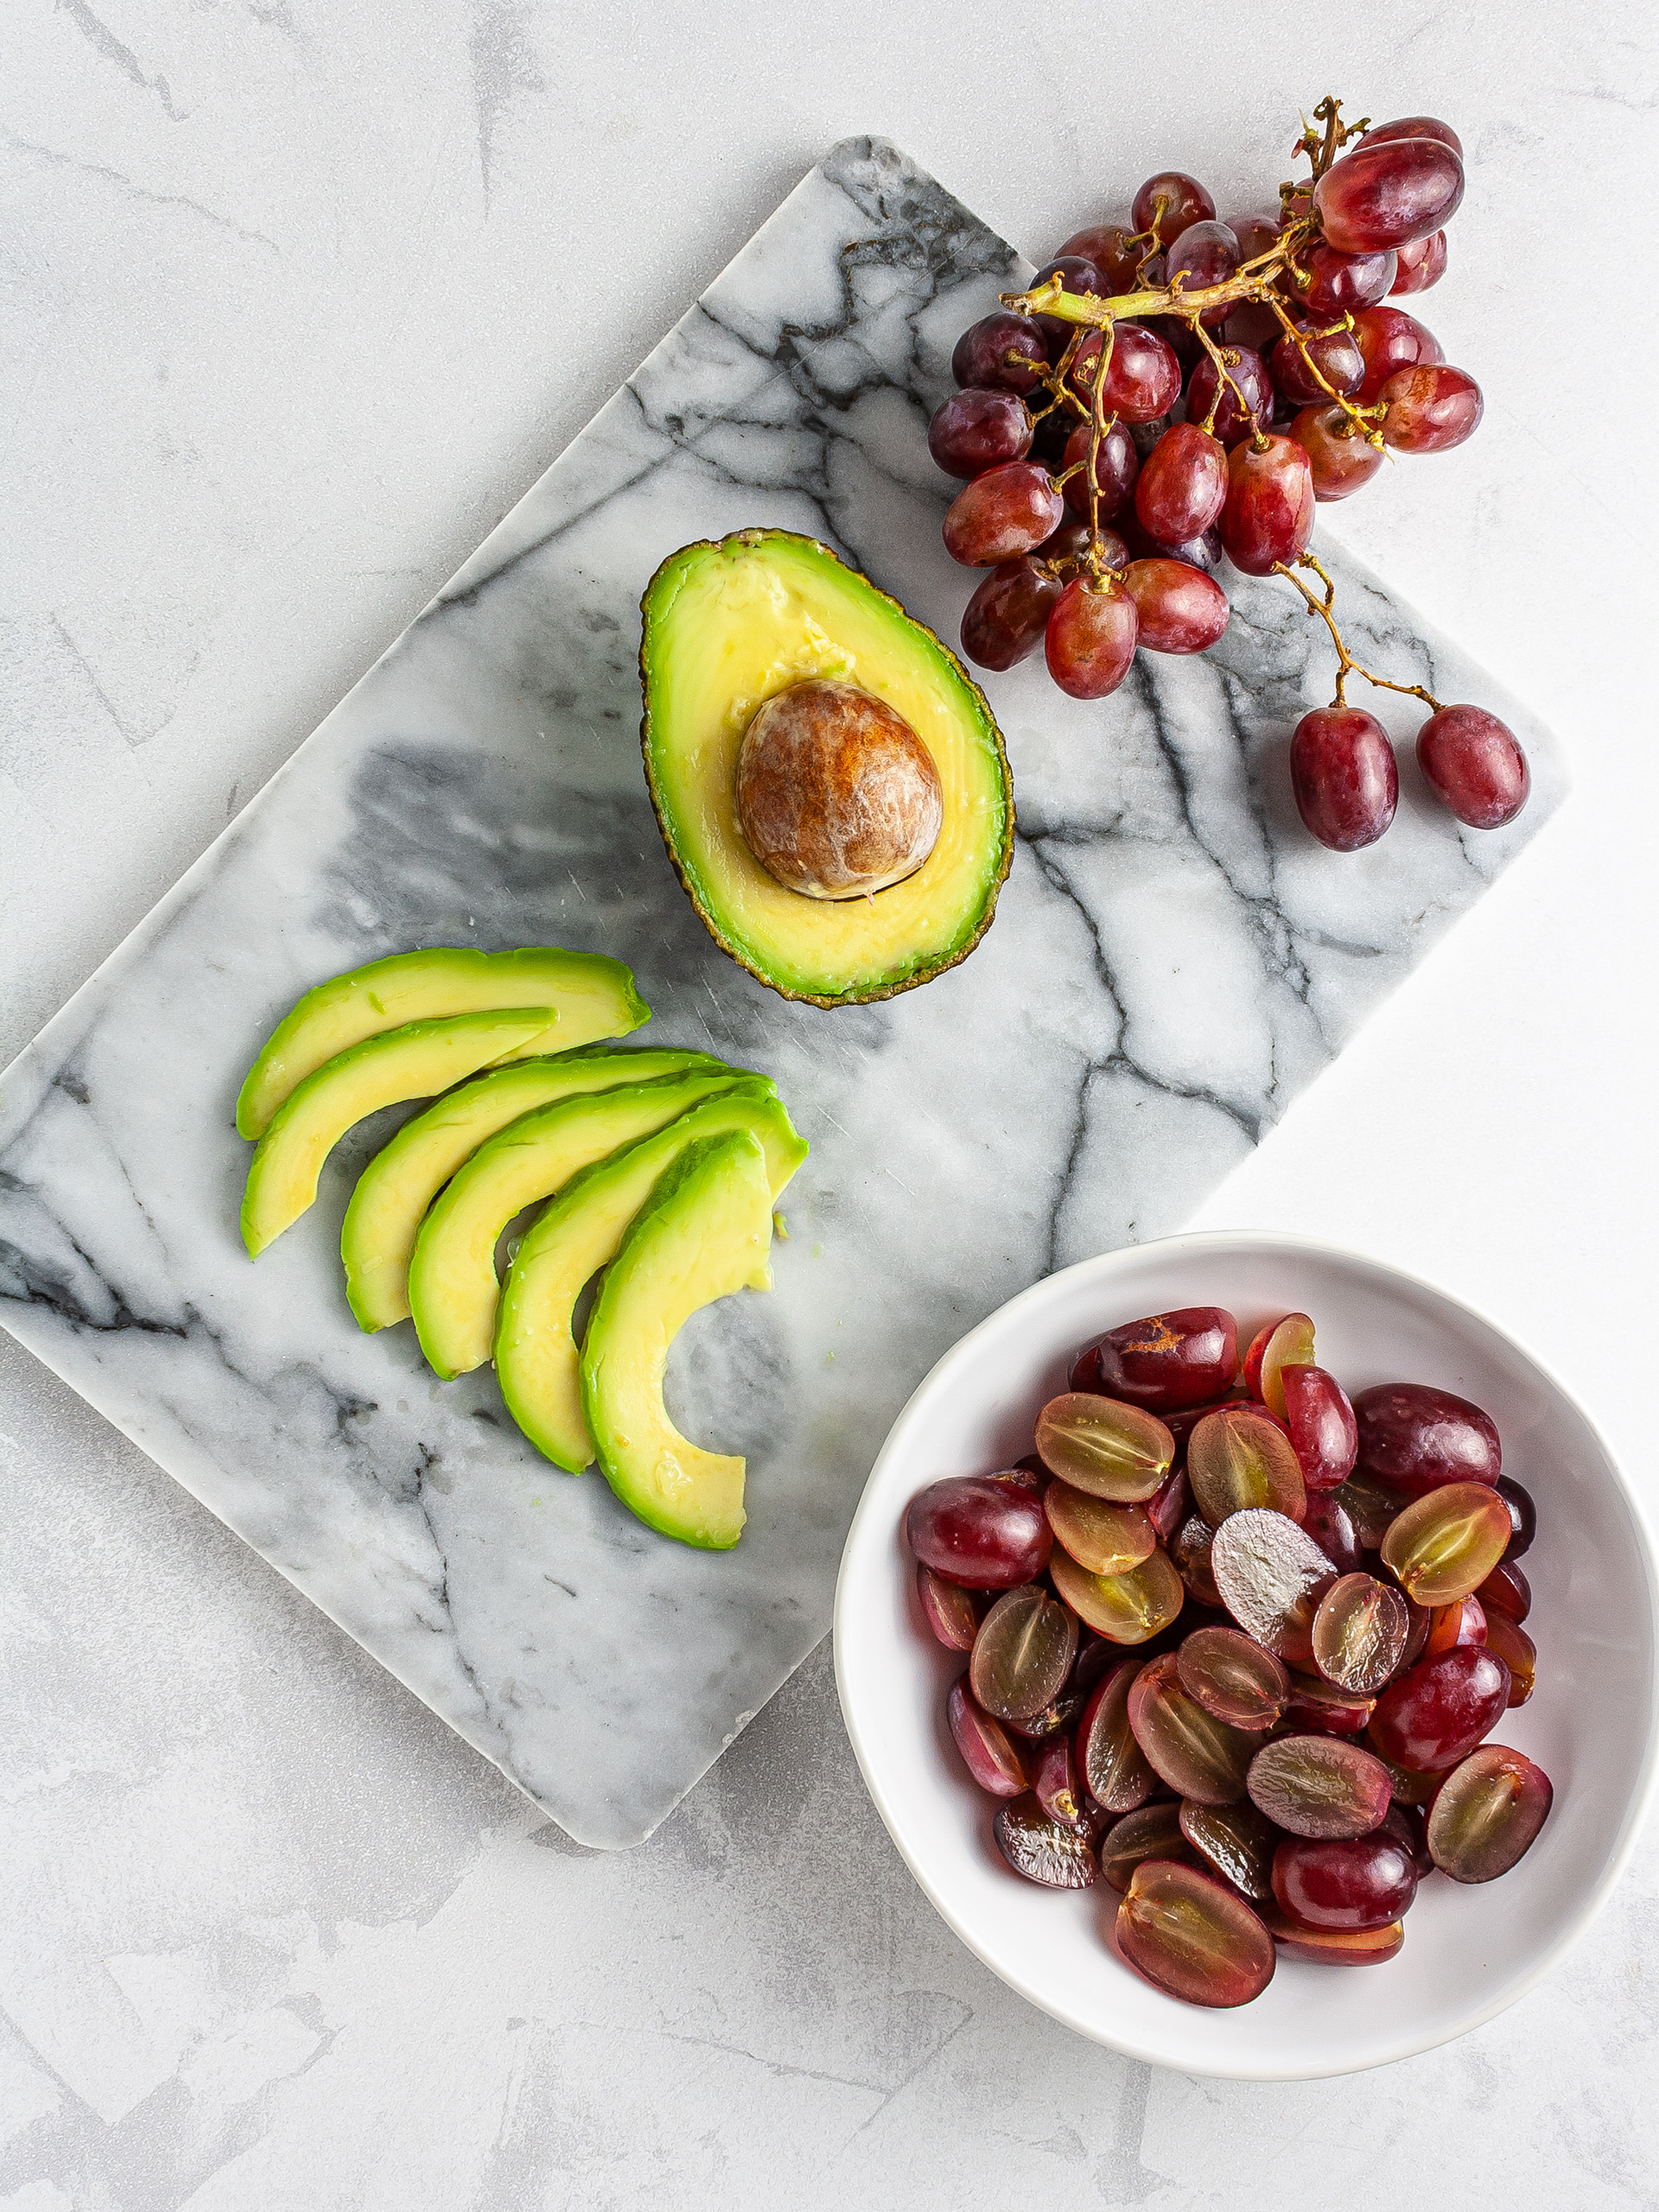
top-left (639, 530), bottom-right (1014, 1007)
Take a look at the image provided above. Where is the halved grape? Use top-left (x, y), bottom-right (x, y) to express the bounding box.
top-left (1262, 1910), bottom-right (1404, 1966)
top-left (1483, 1612), bottom-right (1537, 1706)
top-left (1329, 1470), bottom-right (1413, 1548)
top-left (1210, 1508), bottom-right (1335, 1662)
top-left (1271, 1833), bottom-right (1417, 1930)
top-left (1099, 1802), bottom-right (1192, 1891)
top-left (917, 1562), bottom-right (984, 1649)
top-left (1115, 1860), bottom-right (1275, 2006)
top-left (1299, 1491), bottom-right (1362, 1575)
top-left (1427, 1745), bottom-right (1552, 1882)
top-left (970, 1585), bottom-right (1080, 1721)
top-left (1355, 1383), bottom-right (1501, 1497)
top-left (1314, 137), bottom-right (1465, 254)
top-left (995, 1794), bottom-right (1098, 1886)
top-left (947, 1678), bottom-right (1029, 1796)
top-left (1035, 1393), bottom-right (1174, 1500)
top-left (906, 1476), bottom-right (1052, 1588)
top-left (1045, 576), bottom-right (1140, 699)
top-left (1046, 1481), bottom-right (1157, 1575)
top-left (1051, 1545), bottom-right (1185, 1644)
top-left (1177, 1625), bottom-right (1288, 1729)
top-left (1078, 1661), bottom-right (1159, 1812)
top-left (1369, 1646), bottom-right (1511, 1771)
top-left (1423, 1592), bottom-right (1487, 1658)
top-left (1280, 1364), bottom-right (1358, 1492)
top-left (1147, 1465), bottom-right (1192, 1545)
top-left (1416, 705), bottom-right (1530, 828)
top-left (1128, 1651), bottom-right (1256, 1804)
top-left (1172, 1514), bottom-right (1223, 1608)
top-left (1180, 1798), bottom-right (1279, 1899)
top-left (1246, 1734), bottom-right (1392, 1839)
top-left (1033, 1732), bottom-right (1084, 1826)
top-left (1313, 1573), bottom-right (1410, 1694)
top-left (1283, 1672), bottom-right (1375, 1736)
top-left (1188, 1406), bottom-right (1306, 1527)
top-left (1242, 1313), bottom-right (1313, 1409)
top-left (1478, 1559), bottom-right (1531, 1624)
top-left (1380, 1483), bottom-right (1514, 1605)
top-left (1219, 434), bottom-right (1315, 575)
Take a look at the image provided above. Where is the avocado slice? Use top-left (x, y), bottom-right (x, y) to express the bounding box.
top-left (582, 1129), bottom-right (775, 1549)
top-left (639, 530), bottom-right (1014, 1006)
top-left (407, 1068), bottom-right (752, 1379)
top-left (495, 1082), bottom-right (807, 1472)
top-left (237, 946), bottom-right (649, 1139)
top-left (241, 1008), bottom-right (556, 1257)
top-left (340, 1047), bottom-right (729, 1332)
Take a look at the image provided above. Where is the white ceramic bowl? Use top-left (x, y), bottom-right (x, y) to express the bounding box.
top-left (834, 1233), bottom-right (1659, 2080)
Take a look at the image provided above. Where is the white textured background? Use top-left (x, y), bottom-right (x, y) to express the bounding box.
top-left (3, 3), bottom-right (1657, 2205)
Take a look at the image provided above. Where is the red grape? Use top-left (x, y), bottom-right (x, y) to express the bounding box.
top-left (1229, 210), bottom-right (1284, 262)
top-left (995, 1794), bottom-right (1099, 1886)
top-left (1033, 1733), bottom-right (1084, 1826)
top-left (960, 556), bottom-right (1065, 671)
top-left (1186, 346), bottom-right (1273, 447)
top-left (1218, 434), bottom-right (1314, 574)
top-left (1051, 1546), bottom-right (1185, 1644)
top-left (1060, 418), bottom-right (1140, 518)
top-left (1352, 303), bottom-right (1445, 404)
top-left (1263, 1911), bottom-right (1404, 1966)
top-left (1381, 1484), bottom-right (1514, 1605)
top-left (906, 1475), bottom-right (1052, 1587)
top-left (1172, 1515), bottom-right (1223, 1609)
top-left (1368, 1645), bottom-right (1510, 1771)
top-left (1078, 1661), bottom-right (1160, 1812)
top-left (1300, 1491), bottom-right (1362, 1575)
top-left (1045, 1481), bottom-right (1156, 1575)
top-left (1243, 1311), bottom-right (1315, 1417)
top-left (1283, 1672), bottom-right (1374, 1736)
top-left (1271, 1834), bottom-right (1416, 1930)
top-left (1039, 514), bottom-right (1129, 570)
top-left (1482, 1611), bottom-right (1537, 1706)
top-left (1121, 513), bottom-right (1224, 570)
top-left (927, 388), bottom-right (1033, 478)
top-left (1427, 1745), bottom-right (1552, 1882)
top-left (1247, 1734), bottom-right (1392, 1839)
top-left (1292, 242), bottom-right (1399, 320)
top-left (1031, 255), bottom-right (1103, 347)
top-left (1035, 1392), bottom-right (1173, 1500)
top-left (1116, 1859), bottom-right (1275, 2006)
top-left (1315, 137), bottom-right (1465, 253)
top-left (1281, 1363), bottom-right (1358, 1491)
top-left (1180, 1798), bottom-right (1280, 1899)
top-left (1291, 705), bottom-right (1398, 850)
top-left (1210, 1508), bottom-right (1335, 1663)
top-left (1378, 363), bottom-right (1483, 452)
top-left (1177, 1624), bottom-right (1288, 1730)
top-left (947, 1677), bottom-right (1029, 1796)
top-left (1271, 324), bottom-right (1365, 406)
top-left (1477, 1558), bottom-right (1531, 1624)
top-left (952, 311), bottom-right (1051, 395)
top-left (1364, 115), bottom-right (1464, 157)
top-left (1496, 1475), bottom-right (1536, 1560)
top-left (1046, 577), bottom-right (1139, 697)
top-left (1390, 230), bottom-right (1447, 294)
top-left (1187, 1405), bottom-right (1306, 1527)
top-left (1416, 705), bottom-right (1530, 827)
top-left (1128, 1650), bottom-right (1256, 1802)
top-left (943, 462), bottom-right (1064, 565)
top-left (1131, 171), bottom-right (1217, 245)
top-left (1099, 1803), bottom-right (1192, 1892)
top-left (971, 1584), bottom-right (1079, 1721)
top-left (1135, 421), bottom-right (1228, 540)
top-left (1122, 559), bottom-right (1230, 654)
top-left (1071, 324), bottom-right (1183, 423)
top-left (1376, 1799), bottom-right (1434, 1878)
top-left (1354, 1383), bottom-right (1501, 1497)
top-left (1147, 1464), bottom-right (1192, 1544)
top-left (1290, 404), bottom-right (1385, 500)
top-left (918, 1562), bottom-right (983, 1649)
top-left (1423, 1592), bottom-right (1487, 1658)
top-left (1057, 223), bottom-right (1142, 290)
top-left (1313, 1573), bottom-right (1409, 1693)
top-left (1166, 219), bottom-right (1239, 321)
top-left (1072, 1309), bottom-right (1240, 1414)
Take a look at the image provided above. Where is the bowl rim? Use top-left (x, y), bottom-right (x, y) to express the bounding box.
top-left (832, 1227), bottom-right (1659, 2080)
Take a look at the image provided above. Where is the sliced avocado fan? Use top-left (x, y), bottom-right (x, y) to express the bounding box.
top-left (582, 1128), bottom-right (775, 1550)
top-left (495, 1081), bottom-right (807, 1472)
top-left (237, 945), bottom-right (648, 1139)
top-left (406, 1067), bottom-right (752, 1379)
top-left (340, 1046), bottom-right (728, 1332)
top-left (241, 1008), bottom-right (556, 1257)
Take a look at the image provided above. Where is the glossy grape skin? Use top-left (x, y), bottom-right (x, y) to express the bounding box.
top-left (1247, 1734), bottom-right (1392, 1839)
top-left (1270, 325), bottom-right (1365, 406)
top-left (944, 462), bottom-right (1065, 566)
top-left (1390, 230), bottom-right (1447, 294)
top-left (1355, 1383), bottom-right (1501, 1498)
top-left (1379, 364), bottom-right (1483, 453)
top-left (1030, 256), bottom-right (1103, 348)
top-left (1424, 1592), bottom-right (1487, 1658)
top-left (1088, 324), bottom-right (1183, 423)
top-left (1369, 1645), bottom-right (1511, 1771)
top-left (1365, 115), bottom-right (1464, 157)
top-left (1116, 1860), bottom-right (1276, 2006)
top-left (1052, 1545), bottom-right (1185, 1645)
top-left (1147, 1465), bottom-right (1192, 1545)
top-left (1264, 1911), bottom-right (1404, 1966)
top-left (1478, 1559), bottom-right (1531, 1624)
top-left (1291, 706), bottom-right (1399, 851)
top-left (1036, 1393), bottom-right (1174, 1501)
top-left (1057, 222), bottom-right (1143, 290)
top-left (1272, 1833), bottom-right (1416, 1932)
top-left (960, 556), bottom-right (1065, 671)
top-left (1281, 1364), bottom-right (1358, 1492)
top-left (995, 1794), bottom-right (1099, 1886)
top-left (906, 1476), bottom-right (1052, 1588)
top-left (1381, 1484), bottom-right (1516, 1605)
top-left (947, 1677), bottom-right (1029, 1796)
top-left (1177, 1625), bottom-right (1288, 1730)
top-left (1416, 705), bottom-right (1530, 827)
top-left (1079, 1661), bottom-right (1159, 1812)
top-left (971, 1585), bottom-right (1079, 1721)
top-left (1029, 404), bottom-right (1077, 470)
top-left (1131, 171), bottom-right (1217, 245)
top-left (1211, 1508), bottom-right (1336, 1662)
top-left (1071, 1308), bottom-right (1239, 1413)
top-left (1314, 137), bottom-right (1465, 254)
top-left (1036, 515), bottom-right (1128, 573)
top-left (1033, 1733), bottom-right (1084, 1826)
top-left (1290, 404), bottom-right (1386, 501)
top-left (1185, 346), bottom-right (1273, 448)
top-left (1427, 1745), bottom-right (1552, 1881)
top-left (1331, 1470), bottom-right (1413, 1549)
top-left (1166, 219), bottom-right (1239, 322)
top-left (1122, 559), bottom-right (1230, 654)
top-left (1353, 303), bottom-right (1445, 404)
top-left (1293, 243), bottom-right (1398, 321)
top-left (1219, 435), bottom-right (1315, 575)
top-left (952, 311), bottom-right (1052, 395)
top-left (1376, 1799), bottom-right (1434, 1878)
top-left (1128, 1650), bottom-right (1256, 1803)
top-left (1099, 1802), bottom-right (1192, 1891)
top-left (1060, 418), bottom-right (1140, 518)
top-left (1243, 1312), bottom-right (1315, 1419)
top-left (1180, 1798), bottom-right (1279, 1899)
top-left (1496, 1476), bottom-right (1536, 1560)
top-left (918, 1562), bottom-right (984, 1649)
top-left (1188, 1406), bottom-right (1306, 1528)
top-left (1046, 1481), bottom-right (1157, 1577)
top-left (1172, 1516), bottom-right (1224, 1609)
top-left (1300, 1491), bottom-right (1363, 1576)
top-left (1133, 421), bottom-right (1228, 543)
top-left (1283, 1673), bottom-right (1375, 1736)
top-left (927, 387), bottom-right (1033, 480)
top-left (1483, 1612), bottom-right (1537, 1706)
top-left (1122, 515), bottom-right (1224, 572)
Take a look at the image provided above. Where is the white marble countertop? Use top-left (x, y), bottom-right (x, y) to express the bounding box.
top-left (3, 3), bottom-right (1656, 2204)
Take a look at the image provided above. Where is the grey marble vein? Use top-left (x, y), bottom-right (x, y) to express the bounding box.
top-left (0, 136), bottom-right (1566, 1847)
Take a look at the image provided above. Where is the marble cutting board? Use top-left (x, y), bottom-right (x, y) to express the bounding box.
top-left (0, 137), bottom-right (1566, 1849)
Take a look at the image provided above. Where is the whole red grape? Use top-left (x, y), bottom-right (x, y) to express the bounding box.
top-left (960, 557), bottom-right (1065, 671)
top-left (943, 461), bottom-right (1064, 564)
top-left (1166, 219), bottom-right (1240, 323)
top-left (1218, 434), bottom-right (1315, 574)
top-left (1228, 210), bottom-right (1283, 262)
top-left (1352, 303), bottom-right (1445, 404)
top-left (1062, 418), bottom-right (1140, 518)
top-left (1135, 421), bottom-right (1229, 541)
top-left (1123, 559), bottom-right (1230, 653)
top-left (1039, 515), bottom-right (1128, 569)
top-left (1088, 324), bottom-right (1183, 423)
top-left (927, 388), bottom-right (1033, 479)
top-left (951, 311), bottom-right (1051, 396)
top-left (1057, 223), bottom-right (1142, 290)
top-left (1315, 137), bottom-right (1465, 253)
top-left (1364, 115), bottom-right (1464, 157)
top-left (1291, 705), bottom-right (1399, 850)
top-left (1379, 364), bottom-right (1483, 452)
top-left (1390, 230), bottom-right (1448, 294)
top-left (1416, 706), bottom-right (1531, 827)
top-left (1046, 578), bottom-right (1140, 698)
top-left (1186, 346), bottom-right (1273, 448)
top-left (1271, 325), bottom-right (1365, 405)
top-left (1291, 242), bottom-right (1398, 320)
top-left (1032, 256), bottom-right (1103, 348)
top-left (1131, 171), bottom-right (1217, 245)
top-left (1290, 404), bottom-right (1385, 501)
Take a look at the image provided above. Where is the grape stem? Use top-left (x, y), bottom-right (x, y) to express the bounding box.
top-left (1274, 553), bottom-right (1445, 713)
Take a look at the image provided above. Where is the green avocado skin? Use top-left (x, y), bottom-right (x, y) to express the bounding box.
top-left (639, 529), bottom-right (1014, 1008)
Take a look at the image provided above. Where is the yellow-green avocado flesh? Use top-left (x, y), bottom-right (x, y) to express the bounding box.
top-left (236, 945), bottom-right (649, 1139)
top-left (340, 1047), bottom-right (728, 1332)
top-left (240, 1009), bottom-right (556, 1257)
top-left (639, 530), bottom-right (1014, 1007)
top-left (406, 1068), bottom-right (751, 1379)
top-left (582, 1129), bottom-right (775, 1549)
top-left (495, 1081), bottom-right (807, 1472)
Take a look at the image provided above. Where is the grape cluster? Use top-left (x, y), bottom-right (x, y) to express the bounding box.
top-left (931, 99), bottom-right (1531, 851)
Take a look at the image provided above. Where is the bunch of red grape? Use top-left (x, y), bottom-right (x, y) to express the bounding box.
top-left (931, 99), bottom-right (1532, 851)
top-left (905, 1304), bottom-right (1550, 2008)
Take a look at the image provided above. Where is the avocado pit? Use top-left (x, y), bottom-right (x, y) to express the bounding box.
top-left (734, 678), bottom-right (943, 899)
